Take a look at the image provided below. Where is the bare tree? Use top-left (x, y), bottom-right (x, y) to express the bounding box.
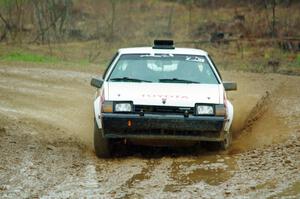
top-left (271, 0), bottom-right (277, 38)
top-left (263, 0), bottom-right (278, 37)
top-left (0, 0), bottom-right (26, 43)
top-left (187, 0), bottom-right (194, 36)
top-left (32, 0), bottom-right (72, 43)
top-left (166, 2), bottom-right (175, 36)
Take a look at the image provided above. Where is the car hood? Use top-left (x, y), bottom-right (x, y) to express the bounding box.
top-left (106, 82), bottom-right (222, 107)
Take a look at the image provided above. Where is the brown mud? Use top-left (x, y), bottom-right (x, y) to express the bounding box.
top-left (0, 65), bottom-right (299, 198)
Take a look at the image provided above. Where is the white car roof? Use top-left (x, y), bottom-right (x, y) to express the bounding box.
top-left (118, 47), bottom-right (208, 56)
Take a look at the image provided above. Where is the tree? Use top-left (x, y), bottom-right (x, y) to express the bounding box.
top-left (32, 0), bottom-right (72, 43)
top-left (0, 0), bottom-right (28, 43)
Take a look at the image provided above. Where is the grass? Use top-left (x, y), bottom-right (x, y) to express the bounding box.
top-left (0, 46), bottom-right (102, 73)
top-left (0, 51), bottom-right (60, 63)
top-left (206, 41), bottom-right (300, 74)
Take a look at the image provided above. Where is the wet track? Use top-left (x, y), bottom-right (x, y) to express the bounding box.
top-left (0, 65), bottom-right (299, 198)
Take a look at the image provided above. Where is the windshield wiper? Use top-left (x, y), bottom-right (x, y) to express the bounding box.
top-left (110, 77), bottom-right (152, 82)
top-left (159, 78), bottom-right (200, 84)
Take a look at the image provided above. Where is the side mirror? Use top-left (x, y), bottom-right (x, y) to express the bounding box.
top-left (223, 81), bottom-right (237, 91)
top-left (90, 78), bottom-right (103, 88)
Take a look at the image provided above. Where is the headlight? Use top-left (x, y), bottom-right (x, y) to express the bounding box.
top-left (114, 102), bottom-right (133, 112)
top-left (196, 105), bottom-right (214, 115)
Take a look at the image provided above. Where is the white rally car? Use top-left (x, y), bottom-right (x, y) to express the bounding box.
top-left (91, 40), bottom-right (237, 158)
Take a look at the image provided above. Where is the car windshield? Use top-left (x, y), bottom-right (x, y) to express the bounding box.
top-left (108, 54), bottom-right (219, 84)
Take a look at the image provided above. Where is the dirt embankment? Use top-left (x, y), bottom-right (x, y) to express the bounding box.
top-left (0, 65), bottom-right (299, 198)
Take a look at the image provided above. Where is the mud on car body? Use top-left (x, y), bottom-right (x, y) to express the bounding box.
top-left (91, 40), bottom-right (237, 158)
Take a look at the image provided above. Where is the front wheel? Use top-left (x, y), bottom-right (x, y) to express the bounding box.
top-left (219, 131), bottom-right (232, 150)
top-left (94, 119), bottom-right (113, 158)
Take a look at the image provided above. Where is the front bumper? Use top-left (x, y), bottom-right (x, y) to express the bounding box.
top-left (101, 113), bottom-right (226, 141)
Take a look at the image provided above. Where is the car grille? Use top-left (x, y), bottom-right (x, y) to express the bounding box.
top-left (134, 105), bottom-right (194, 114)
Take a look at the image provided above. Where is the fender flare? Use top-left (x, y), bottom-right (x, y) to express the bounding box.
top-left (93, 96), bottom-right (102, 129)
top-left (224, 100), bottom-right (233, 132)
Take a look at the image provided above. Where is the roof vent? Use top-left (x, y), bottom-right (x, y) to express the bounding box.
top-left (153, 40), bottom-right (175, 49)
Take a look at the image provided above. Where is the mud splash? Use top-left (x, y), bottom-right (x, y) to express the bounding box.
top-left (241, 91), bottom-right (271, 133)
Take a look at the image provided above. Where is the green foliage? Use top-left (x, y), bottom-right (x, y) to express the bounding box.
top-left (0, 51), bottom-right (60, 63)
top-left (0, 0), bottom-right (28, 8)
top-left (0, 0), bottom-right (12, 7)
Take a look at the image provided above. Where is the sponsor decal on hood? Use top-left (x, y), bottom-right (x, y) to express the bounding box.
top-left (107, 82), bottom-right (222, 107)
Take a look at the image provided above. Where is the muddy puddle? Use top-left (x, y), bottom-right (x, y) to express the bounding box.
top-left (167, 155), bottom-right (237, 187)
top-left (0, 66), bottom-right (299, 198)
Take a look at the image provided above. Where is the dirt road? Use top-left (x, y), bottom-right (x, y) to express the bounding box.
top-left (0, 65), bottom-right (299, 198)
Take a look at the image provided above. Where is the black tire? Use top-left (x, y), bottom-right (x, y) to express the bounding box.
top-left (94, 119), bottom-right (113, 158)
top-left (219, 131), bottom-right (232, 150)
